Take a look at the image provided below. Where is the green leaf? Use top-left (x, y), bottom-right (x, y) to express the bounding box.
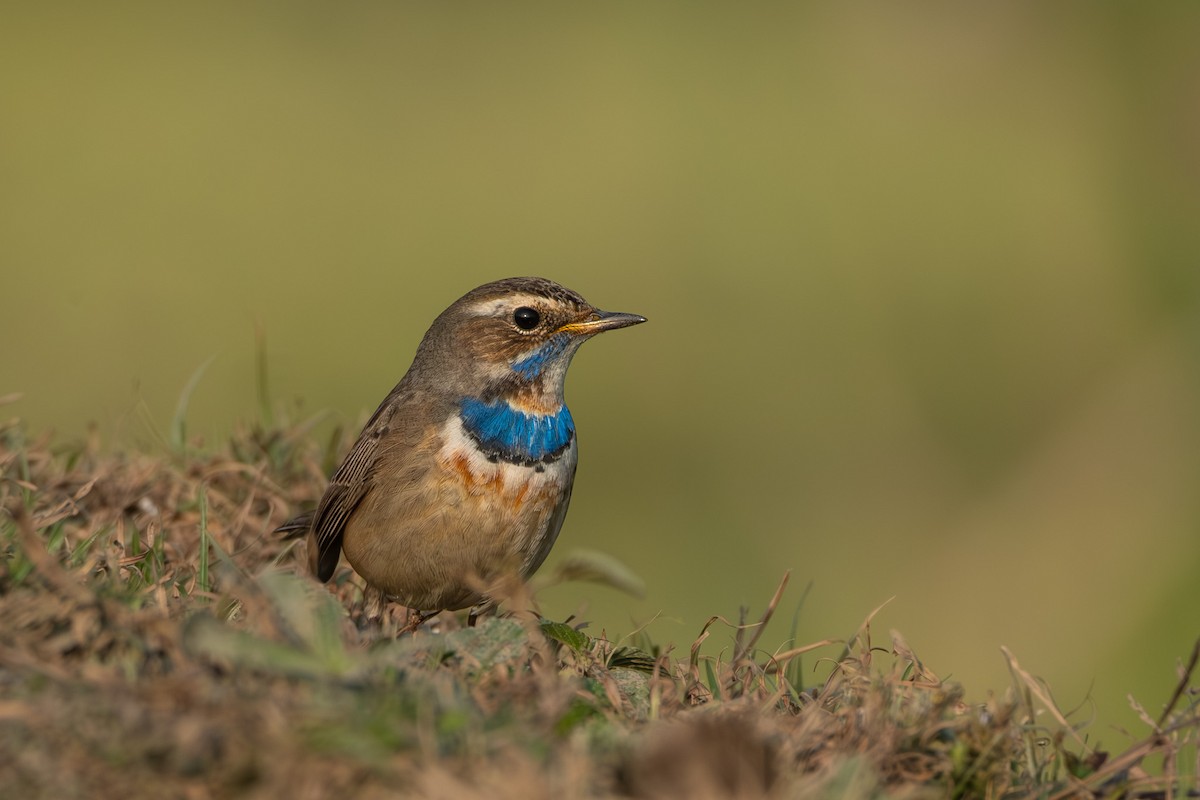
top-left (258, 569), bottom-right (353, 673)
top-left (182, 613), bottom-right (347, 680)
top-left (704, 660), bottom-right (720, 696)
top-left (540, 619), bottom-right (590, 653)
top-left (554, 698), bottom-right (601, 736)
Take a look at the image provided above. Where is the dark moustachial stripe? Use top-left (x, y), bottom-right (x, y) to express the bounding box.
top-left (459, 397), bottom-right (575, 466)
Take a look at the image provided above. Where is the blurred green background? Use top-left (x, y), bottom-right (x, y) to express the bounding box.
top-left (3, 3), bottom-right (1199, 739)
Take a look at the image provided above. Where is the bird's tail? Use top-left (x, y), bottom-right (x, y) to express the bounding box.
top-left (276, 509), bottom-right (315, 540)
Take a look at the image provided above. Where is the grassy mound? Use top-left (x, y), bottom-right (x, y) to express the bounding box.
top-left (1, 417), bottom-right (1196, 798)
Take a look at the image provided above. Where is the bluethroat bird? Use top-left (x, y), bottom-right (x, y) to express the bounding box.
top-left (278, 277), bottom-right (645, 626)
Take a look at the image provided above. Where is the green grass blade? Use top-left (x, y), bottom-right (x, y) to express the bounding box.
top-left (170, 356), bottom-right (216, 452)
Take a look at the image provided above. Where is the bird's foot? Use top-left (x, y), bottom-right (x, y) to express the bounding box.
top-left (399, 608), bottom-right (434, 636)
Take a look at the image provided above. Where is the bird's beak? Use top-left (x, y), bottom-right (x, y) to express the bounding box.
top-left (559, 310), bottom-right (647, 336)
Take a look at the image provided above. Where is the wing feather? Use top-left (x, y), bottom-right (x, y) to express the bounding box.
top-left (306, 391), bottom-right (405, 582)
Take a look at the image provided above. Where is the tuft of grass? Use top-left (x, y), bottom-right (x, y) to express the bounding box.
top-left (169, 356), bottom-right (216, 454)
top-left (1, 414), bottom-right (1198, 798)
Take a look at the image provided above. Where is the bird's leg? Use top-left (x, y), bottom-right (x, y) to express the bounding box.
top-left (399, 608), bottom-right (433, 636)
top-left (467, 600), bottom-right (497, 628)
top-left (352, 584), bottom-right (391, 635)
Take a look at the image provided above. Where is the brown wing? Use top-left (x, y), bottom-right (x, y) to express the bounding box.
top-left (276, 509), bottom-right (315, 540)
top-left (306, 390), bottom-right (406, 582)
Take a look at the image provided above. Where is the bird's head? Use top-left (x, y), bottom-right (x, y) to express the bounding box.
top-left (413, 277), bottom-right (645, 409)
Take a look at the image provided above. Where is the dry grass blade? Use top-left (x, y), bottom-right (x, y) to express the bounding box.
top-left (1045, 637), bottom-right (1200, 799)
top-left (1, 417), bottom-right (1198, 799)
top-left (831, 595), bottom-right (894, 670)
top-left (1158, 637), bottom-right (1200, 728)
top-left (734, 569), bottom-right (789, 664)
top-left (1003, 645), bottom-right (1093, 753)
top-left (530, 549), bottom-right (646, 598)
top-left (764, 638), bottom-right (840, 674)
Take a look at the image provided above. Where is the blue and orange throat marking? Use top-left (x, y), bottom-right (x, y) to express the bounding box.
top-left (459, 396), bottom-right (575, 467)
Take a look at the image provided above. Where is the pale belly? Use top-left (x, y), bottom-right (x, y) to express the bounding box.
top-left (340, 416), bottom-right (577, 611)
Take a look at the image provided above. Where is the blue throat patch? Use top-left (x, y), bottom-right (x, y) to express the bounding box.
top-left (511, 333), bottom-right (571, 380)
top-left (459, 396), bottom-right (575, 466)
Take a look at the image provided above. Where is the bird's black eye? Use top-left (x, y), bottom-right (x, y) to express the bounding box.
top-left (513, 306), bottom-right (541, 331)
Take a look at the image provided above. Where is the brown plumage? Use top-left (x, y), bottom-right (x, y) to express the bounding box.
top-left (278, 277), bottom-right (645, 619)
